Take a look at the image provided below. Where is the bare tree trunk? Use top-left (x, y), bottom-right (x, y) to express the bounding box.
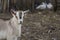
top-left (54, 0), bottom-right (57, 11)
top-left (1, 0), bottom-right (4, 13)
top-left (3, 0), bottom-right (7, 13)
top-left (32, 0), bottom-right (35, 11)
top-left (7, 0), bottom-right (9, 12)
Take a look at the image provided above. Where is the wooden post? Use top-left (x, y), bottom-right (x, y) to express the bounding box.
top-left (3, 0), bottom-right (7, 13)
top-left (32, 0), bottom-right (35, 11)
top-left (54, 0), bottom-right (57, 11)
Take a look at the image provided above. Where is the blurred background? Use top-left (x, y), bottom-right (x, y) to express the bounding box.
top-left (0, 0), bottom-right (59, 13)
top-left (0, 0), bottom-right (60, 40)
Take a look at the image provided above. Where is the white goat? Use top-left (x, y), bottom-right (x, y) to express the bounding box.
top-left (36, 2), bottom-right (53, 10)
top-left (15, 10), bottom-right (30, 23)
top-left (36, 2), bottom-right (47, 9)
top-left (0, 9), bottom-right (29, 40)
top-left (47, 3), bottom-right (53, 9)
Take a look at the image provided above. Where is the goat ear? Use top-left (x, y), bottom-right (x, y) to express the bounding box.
top-left (23, 10), bottom-right (30, 13)
top-left (10, 9), bottom-right (16, 16)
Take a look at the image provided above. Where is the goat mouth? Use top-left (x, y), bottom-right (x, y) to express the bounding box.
top-left (18, 21), bottom-right (22, 24)
top-left (20, 21), bottom-right (22, 24)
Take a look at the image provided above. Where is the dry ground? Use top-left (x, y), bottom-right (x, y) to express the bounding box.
top-left (0, 11), bottom-right (60, 40)
top-left (21, 11), bottom-right (60, 40)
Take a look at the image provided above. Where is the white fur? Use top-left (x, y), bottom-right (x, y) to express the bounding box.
top-left (36, 2), bottom-right (53, 10)
top-left (0, 9), bottom-right (29, 40)
top-left (47, 3), bottom-right (53, 9)
top-left (36, 2), bottom-right (47, 9)
top-left (0, 16), bottom-right (20, 40)
top-left (16, 10), bottom-right (29, 23)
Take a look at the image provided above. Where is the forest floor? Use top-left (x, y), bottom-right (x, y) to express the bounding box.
top-left (21, 11), bottom-right (60, 40)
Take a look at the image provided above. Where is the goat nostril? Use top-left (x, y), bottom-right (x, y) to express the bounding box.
top-left (20, 21), bottom-right (22, 24)
top-left (20, 17), bottom-right (21, 19)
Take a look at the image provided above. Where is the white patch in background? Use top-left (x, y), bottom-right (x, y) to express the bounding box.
top-left (52, 38), bottom-right (57, 40)
top-left (47, 3), bottom-right (53, 9)
top-left (36, 2), bottom-right (47, 9)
